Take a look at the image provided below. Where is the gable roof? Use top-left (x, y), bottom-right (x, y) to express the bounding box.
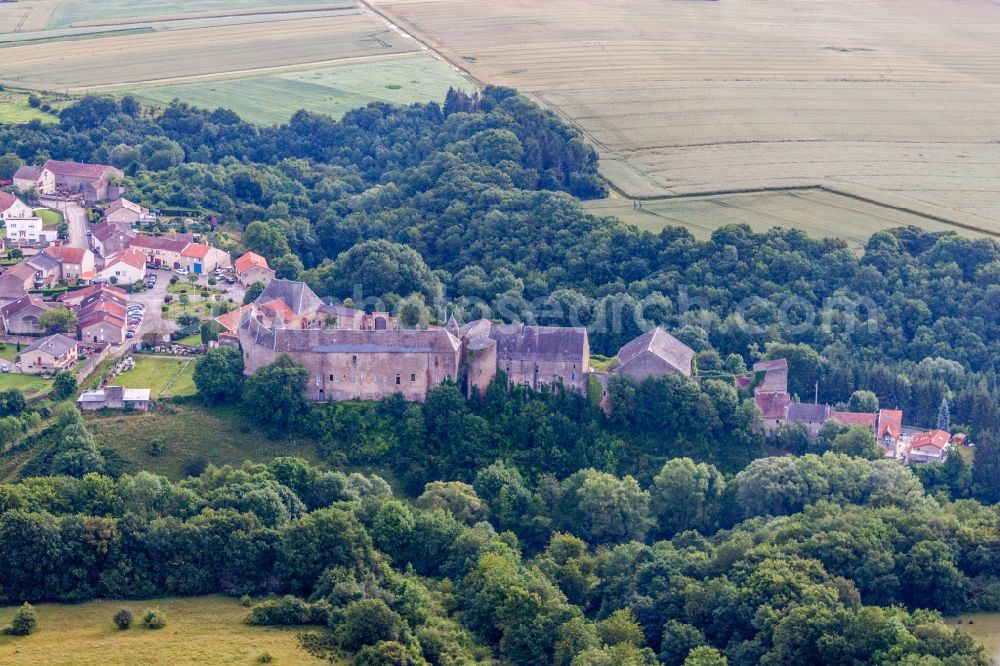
top-left (255, 279), bottom-right (323, 317)
top-left (90, 220), bottom-right (136, 243)
top-left (58, 283), bottom-right (126, 304)
top-left (0, 261), bottom-right (39, 282)
top-left (490, 323), bottom-right (588, 363)
top-left (829, 411), bottom-right (877, 428)
top-left (877, 409), bottom-right (904, 441)
top-left (616, 327), bottom-right (694, 376)
top-left (214, 304), bottom-right (253, 332)
top-left (260, 298), bottom-right (297, 323)
top-left (0, 294), bottom-right (52, 318)
top-left (105, 198), bottom-right (145, 215)
top-left (130, 235), bottom-right (189, 253)
top-left (909, 429), bottom-right (951, 452)
top-left (43, 160), bottom-right (122, 181)
top-left (785, 402), bottom-right (831, 424)
top-left (12, 165), bottom-right (44, 181)
top-left (105, 247), bottom-right (146, 270)
top-left (0, 192), bottom-right (24, 214)
top-left (753, 358), bottom-right (789, 393)
top-left (44, 245), bottom-right (89, 265)
top-left (24, 333), bottom-right (76, 356)
top-left (755, 391), bottom-right (790, 419)
top-left (235, 251), bottom-right (269, 273)
top-left (27, 252), bottom-right (60, 272)
top-left (181, 243), bottom-right (211, 259)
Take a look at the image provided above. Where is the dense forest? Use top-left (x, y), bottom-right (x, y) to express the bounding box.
top-left (2, 91), bottom-right (1000, 664)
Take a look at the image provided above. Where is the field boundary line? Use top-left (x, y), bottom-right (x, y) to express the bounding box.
top-left (65, 51), bottom-right (424, 91)
top-left (67, 3), bottom-right (356, 29)
top-left (595, 184), bottom-right (1000, 239)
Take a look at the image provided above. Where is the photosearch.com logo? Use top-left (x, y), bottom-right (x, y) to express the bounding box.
top-left (341, 284), bottom-right (880, 337)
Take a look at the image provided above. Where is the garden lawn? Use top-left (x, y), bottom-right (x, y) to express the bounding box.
top-left (0, 372), bottom-right (50, 398)
top-left (114, 355), bottom-right (197, 398)
top-left (0, 595), bottom-right (326, 665)
top-left (33, 208), bottom-right (63, 229)
top-left (0, 96), bottom-right (58, 124)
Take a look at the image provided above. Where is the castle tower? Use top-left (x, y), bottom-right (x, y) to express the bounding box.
top-left (466, 336), bottom-right (497, 400)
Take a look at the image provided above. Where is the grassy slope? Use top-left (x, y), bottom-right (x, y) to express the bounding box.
top-left (115, 356), bottom-right (197, 398)
top-left (33, 208), bottom-right (63, 228)
top-left (85, 403), bottom-right (322, 479)
top-left (0, 373), bottom-right (50, 398)
top-left (126, 57), bottom-right (472, 125)
top-left (0, 596), bottom-right (326, 665)
top-left (0, 97), bottom-right (58, 125)
top-left (948, 613), bottom-right (1000, 664)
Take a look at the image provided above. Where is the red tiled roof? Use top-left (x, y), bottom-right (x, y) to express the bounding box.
top-left (0, 192), bottom-right (18, 213)
top-left (106, 198), bottom-right (145, 215)
top-left (12, 165), bottom-right (43, 181)
top-left (1, 261), bottom-right (38, 282)
top-left (909, 429), bottom-right (951, 452)
top-left (260, 298), bottom-right (296, 323)
top-left (877, 409), bottom-right (904, 441)
top-left (829, 411), bottom-right (877, 428)
top-left (755, 391), bottom-right (790, 419)
top-left (79, 310), bottom-right (126, 328)
top-left (78, 300), bottom-right (126, 320)
top-left (0, 294), bottom-right (50, 318)
top-left (131, 235), bottom-right (189, 252)
top-left (45, 245), bottom-right (89, 265)
top-left (214, 304), bottom-right (252, 332)
top-left (91, 221), bottom-right (135, 243)
top-left (58, 283), bottom-right (126, 304)
top-left (235, 251), bottom-right (269, 273)
top-left (182, 243), bottom-right (211, 259)
top-left (106, 248), bottom-right (146, 270)
top-left (43, 160), bottom-right (122, 180)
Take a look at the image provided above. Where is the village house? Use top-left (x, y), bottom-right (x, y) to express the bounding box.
top-left (22, 333), bottom-right (77, 374)
top-left (234, 251), bottom-right (276, 287)
top-left (0, 262), bottom-right (39, 299)
top-left (876, 408), bottom-right (904, 453)
top-left (44, 245), bottom-right (96, 282)
top-left (89, 221), bottom-right (136, 257)
top-left (104, 198), bottom-right (154, 225)
top-left (180, 242), bottom-right (230, 274)
top-left (12, 164), bottom-right (55, 195)
top-left (128, 235), bottom-right (189, 268)
top-left (752, 359), bottom-right (791, 432)
top-left (907, 429), bottom-right (951, 463)
top-left (97, 248), bottom-right (146, 285)
top-left (0, 294), bottom-right (55, 335)
top-left (784, 402), bottom-right (832, 437)
top-left (78, 386), bottom-right (151, 411)
top-left (58, 283), bottom-right (126, 308)
top-left (0, 191), bottom-right (35, 221)
top-left (26, 252), bottom-right (61, 288)
top-left (76, 290), bottom-right (128, 344)
top-left (42, 160), bottom-right (124, 203)
top-left (612, 327), bottom-right (694, 381)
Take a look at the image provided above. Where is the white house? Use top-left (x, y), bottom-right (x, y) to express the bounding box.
top-left (4, 216), bottom-right (44, 246)
top-left (12, 165), bottom-right (55, 195)
top-left (0, 192), bottom-right (35, 221)
top-left (97, 247), bottom-right (146, 284)
top-left (104, 198), bottom-right (155, 225)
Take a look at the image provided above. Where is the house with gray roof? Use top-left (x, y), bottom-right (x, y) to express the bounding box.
top-left (22, 333), bottom-right (78, 374)
top-left (613, 327), bottom-right (694, 381)
top-left (784, 402), bottom-right (832, 437)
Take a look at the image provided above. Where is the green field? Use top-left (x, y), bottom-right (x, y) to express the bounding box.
top-left (0, 96), bottom-right (58, 125)
top-left (33, 208), bottom-right (63, 229)
top-left (85, 403), bottom-right (322, 479)
top-left (948, 613), bottom-right (1000, 664)
top-left (126, 57), bottom-right (472, 125)
top-left (0, 372), bottom-right (50, 398)
top-left (0, 596), bottom-right (325, 665)
top-left (46, 0), bottom-right (340, 29)
top-left (585, 189), bottom-right (997, 250)
top-left (114, 356), bottom-right (197, 398)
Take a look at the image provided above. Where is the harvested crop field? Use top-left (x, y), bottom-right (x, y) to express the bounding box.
top-left (373, 0), bottom-right (1000, 229)
top-left (585, 189), bottom-right (996, 249)
top-left (46, 0), bottom-right (339, 29)
top-left (126, 55), bottom-right (471, 124)
top-left (0, 13), bottom-right (418, 90)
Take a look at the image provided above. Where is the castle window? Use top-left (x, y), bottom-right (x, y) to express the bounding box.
top-left (396, 374), bottom-right (401, 385)
top-left (434, 357), bottom-right (439, 368)
top-left (410, 373), bottom-right (416, 382)
top-left (352, 355), bottom-right (357, 367)
top-left (572, 373), bottom-right (576, 381)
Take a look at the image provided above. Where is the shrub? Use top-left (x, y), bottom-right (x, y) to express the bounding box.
top-left (240, 595), bottom-right (252, 607)
top-left (3, 603), bottom-right (38, 635)
top-left (244, 596), bottom-right (327, 626)
top-left (258, 652), bottom-right (274, 663)
top-left (27, 95), bottom-right (41, 108)
top-left (143, 609), bottom-right (167, 629)
top-left (113, 607), bottom-right (133, 630)
top-left (161, 306), bottom-right (169, 313)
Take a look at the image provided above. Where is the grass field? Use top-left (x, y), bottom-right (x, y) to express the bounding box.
top-left (948, 613), bottom-right (1000, 665)
top-left (0, 596), bottom-right (326, 665)
top-left (33, 208), bottom-right (63, 228)
top-left (85, 403), bottom-right (322, 479)
top-left (0, 95), bottom-right (58, 124)
top-left (114, 356), bottom-right (197, 398)
top-left (375, 0), bottom-right (1000, 230)
top-left (0, 373), bottom-right (50, 398)
top-left (127, 57), bottom-right (472, 125)
top-left (46, 0), bottom-right (339, 29)
top-left (585, 189), bottom-right (996, 249)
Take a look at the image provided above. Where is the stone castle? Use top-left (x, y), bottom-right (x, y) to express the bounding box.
top-left (238, 280), bottom-right (694, 402)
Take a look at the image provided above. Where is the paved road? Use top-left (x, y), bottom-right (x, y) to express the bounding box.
top-left (44, 199), bottom-right (89, 249)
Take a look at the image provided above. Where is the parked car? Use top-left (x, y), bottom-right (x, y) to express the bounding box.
top-left (0, 365), bottom-right (9, 373)
top-left (126, 331), bottom-right (135, 339)
top-left (175, 268), bottom-right (189, 275)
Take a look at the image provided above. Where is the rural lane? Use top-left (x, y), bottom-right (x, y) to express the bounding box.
top-left (62, 202), bottom-right (88, 249)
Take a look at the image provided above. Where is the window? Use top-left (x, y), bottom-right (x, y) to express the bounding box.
top-left (329, 374), bottom-right (334, 381)
top-left (396, 374), bottom-right (401, 385)
top-left (434, 357), bottom-right (439, 368)
top-left (410, 373), bottom-right (416, 382)
top-left (352, 355), bottom-right (357, 367)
